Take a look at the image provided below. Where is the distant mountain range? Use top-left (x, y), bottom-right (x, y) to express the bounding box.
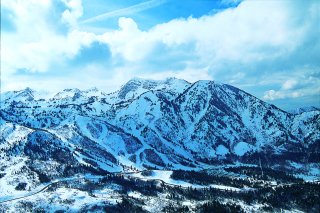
top-left (288, 106), bottom-right (320, 115)
top-left (1, 78), bottom-right (319, 179)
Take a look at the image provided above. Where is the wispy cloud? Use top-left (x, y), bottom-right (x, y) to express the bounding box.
top-left (81, 0), bottom-right (167, 24)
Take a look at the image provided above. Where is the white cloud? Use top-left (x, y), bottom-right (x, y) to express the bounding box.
top-left (61, 0), bottom-right (83, 27)
top-left (263, 90), bottom-right (302, 101)
top-left (262, 67), bottom-right (320, 102)
top-left (97, 0), bottom-right (318, 74)
top-left (263, 77), bottom-right (320, 101)
top-left (1, 0), bottom-right (97, 75)
top-left (1, 0), bottom-right (319, 110)
top-left (97, 17), bottom-right (158, 62)
top-left (282, 79), bottom-right (298, 90)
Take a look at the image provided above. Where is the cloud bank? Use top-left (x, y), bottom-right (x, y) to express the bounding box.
top-left (1, 0), bottom-right (319, 109)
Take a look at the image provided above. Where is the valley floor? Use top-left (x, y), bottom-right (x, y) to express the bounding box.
top-left (0, 164), bottom-right (319, 213)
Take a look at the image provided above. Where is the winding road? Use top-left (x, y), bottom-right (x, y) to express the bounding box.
top-left (1, 168), bottom-right (303, 205)
top-left (0, 169), bottom-right (240, 204)
top-left (0, 171), bottom-right (145, 204)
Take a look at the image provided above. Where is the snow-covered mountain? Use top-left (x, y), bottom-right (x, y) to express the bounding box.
top-left (289, 106), bottom-right (320, 115)
top-left (1, 78), bottom-right (319, 181)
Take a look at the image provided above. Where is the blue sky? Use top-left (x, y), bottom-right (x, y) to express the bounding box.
top-left (1, 0), bottom-right (319, 110)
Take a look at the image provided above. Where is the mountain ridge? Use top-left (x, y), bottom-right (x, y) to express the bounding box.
top-left (1, 78), bottom-right (319, 173)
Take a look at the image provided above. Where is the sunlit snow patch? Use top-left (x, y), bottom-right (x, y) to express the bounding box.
top-left (216, 145), bottom-right (229, 156)
top-left (233, 142), bottom-right (254, 156)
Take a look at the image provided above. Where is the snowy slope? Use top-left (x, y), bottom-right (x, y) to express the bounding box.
top-left (1, 78), bottom-right (319, 176)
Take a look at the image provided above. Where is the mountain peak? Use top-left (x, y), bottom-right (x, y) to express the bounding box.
top-left (126, 77), bottom-right (189, 85)
top-left (117, 77), bottom-right (191, 100)
top-left (12, 87), bottom-right (35, 101)
top-left (16, 87), bottom-right (34, 95)
top-left (125, 77), bottom-right (155, 85)
top-left (23, 87), bottom-right (33, 93)
top-left (85, 87), bottom-right (99, 92)
top-left (62, 88), bottom-right (81, 93)
top-left (53, 88), bottom-right (83, 100)
top-left (164, 77), bottom-right (190, 85)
